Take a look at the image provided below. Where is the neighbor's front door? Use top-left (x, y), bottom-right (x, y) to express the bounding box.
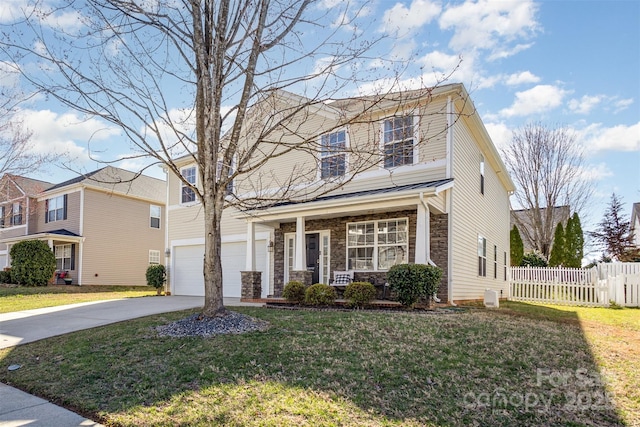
top-left (305, 233), bottom-right (320, 284)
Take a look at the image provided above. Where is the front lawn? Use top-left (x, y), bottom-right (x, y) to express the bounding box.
top-left (0, 302), bottom-right (637, 426)
top-left (0, 285), bottom-right (157, 313)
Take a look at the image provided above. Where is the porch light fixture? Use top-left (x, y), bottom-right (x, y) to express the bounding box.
top-left (267, 241), bottom-right (274, 252)
top-left (165, 248), bottom-right (171, 257)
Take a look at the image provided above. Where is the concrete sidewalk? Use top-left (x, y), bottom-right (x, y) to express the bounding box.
top-left (0, 296), bottom-right (263, 426)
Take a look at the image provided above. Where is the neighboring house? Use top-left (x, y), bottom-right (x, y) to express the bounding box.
top-left (0, 167), bottom-right (165, 286)
top-left (510, 206), bottom-right (570, 256)
top-left (166, 83), bottom-right (515, 303)
top-left (632, 202), bottom-right (640, 248)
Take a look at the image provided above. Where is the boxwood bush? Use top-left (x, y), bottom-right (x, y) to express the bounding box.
top-left (304, 283), bottom-right (337, 306)
top-left (344, 281), bottom-right (377, 308)
top-left (388, 263), bottom-right (442, 308)
top-left (282, 280), bottom-right (306, 304)
top-left (9, 240), bottom-right (56, 287)
top-left (146, 264), bottom-right (166, 294)
top-left (0, 269), bottom-right (11, 284)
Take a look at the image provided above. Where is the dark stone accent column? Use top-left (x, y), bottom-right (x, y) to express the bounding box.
top-left (273, 228), bottom-right (285, 297)
top-left (289, 270), bottom-right (313, 286)
top-left (430, 213), bottom-right (449, 302)
top-left (241, 271), bottom-right (262, 299)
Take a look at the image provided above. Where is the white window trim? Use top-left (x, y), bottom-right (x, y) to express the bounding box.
top-left (478, 235), bottom-right (487, 277)
top-left (150, 205), bottom-right (161, 229)
top-left (55, 244), bottom-right (72, 271)
top-left (379, 114), bottom-right (419, 169)
top-left (179, 165), bottom-right (198, 205)
top-left (346, 217), bottom-right (409, 272)
top-left (318, 128), bottom-right (349, 181)
top-left (149, 250), bottom-right (161, 265)
top-left (47, 195), bottom-right (65, 223)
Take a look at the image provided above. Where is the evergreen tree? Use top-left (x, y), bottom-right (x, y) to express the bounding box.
top-left (565, 213), bottom-right (584, 268)
top-left (590, 193), bottom-right (638, 261)
top-left (510, 225), bottom-right (524, 266)
top-left (549, 222), bottom-right (565, 266)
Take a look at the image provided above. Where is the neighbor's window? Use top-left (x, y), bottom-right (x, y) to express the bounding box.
top-left (480, 155), bottom-right (485, 195)
top-left (181, 166), bottom-right (197, 204)
top-left (0, 205), bottom-right (4, 228)
top-left (347, 218), bottom-right (408, 270)
top-left (383, 116), bottom-right (415, 168)
top-left (10, 203), bottom-right (22, 226)
top-left (478, 236), bottom-right (487, 277)
top-left (321, 130), bottom-right (346, 179)
top-left (150, 205), bottom-right (161, 229)
top-left (55, 244), bottom-right (73, 271)
top-left (149, 250), bottom-right (161, 265)
top-left (46, 195), bottom-right (66, 223)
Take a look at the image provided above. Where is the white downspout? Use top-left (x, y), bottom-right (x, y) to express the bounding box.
top-left (446, 96), bottom-right (456, 306)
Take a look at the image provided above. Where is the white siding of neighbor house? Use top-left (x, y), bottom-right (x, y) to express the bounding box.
top-left (450, 115), bottom-right (511, 301)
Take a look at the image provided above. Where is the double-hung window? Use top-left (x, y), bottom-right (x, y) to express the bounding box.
top-left (10, 203), bottom-right (22, 226)
top-left (46, 195), bottom-right (66, 222)
top-left (383, 116), bottom-right (415, 168)
top-left (478, 236), bottom-right (487, 277)
top-left (0, 206), bottom-right (4, 228)
top-left (480, 155), bottom-right (485, 195)
top-left (55, 244), bottom-right (73, 271)
top-left (149, 250), bottom-right (161, 265)
top-left (347, 218), bottom-right (408, 270)
top-left (181, 166), bottom-right (197, 204)
top-left (321, 130), bottom-right (346, 179)
top-left (150, 205), bottom-right (161, 229)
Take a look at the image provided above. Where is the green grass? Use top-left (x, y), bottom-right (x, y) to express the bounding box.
top-left (0, 303), bottom-right (638, 426)
top-left (0, 285), bottom-right (157, 313)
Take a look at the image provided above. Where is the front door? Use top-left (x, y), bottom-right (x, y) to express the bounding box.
top-left (305, 233), bottom-right (320, 284)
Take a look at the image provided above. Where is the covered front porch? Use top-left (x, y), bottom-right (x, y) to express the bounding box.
top-left (239, 179), bottom-right (453, 302)
top-left (0, 229), bottom-right (84, 285)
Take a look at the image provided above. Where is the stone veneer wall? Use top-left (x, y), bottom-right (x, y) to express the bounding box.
top-left (240, 271), bottom-right (262, 299)
top-left (274, 209), bottom-right (452, 297)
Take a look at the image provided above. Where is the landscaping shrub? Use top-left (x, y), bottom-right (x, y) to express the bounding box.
top-left (0, 269), bottom-right (11, 284)
top-left (520, 252), bottom-right (548, 267)
top-left (388, 263), bottom-right (443, 308)
top-left (304, 283), bottom-right (337, 306)
top-left (146, 264), bottom-right (166, 295)
top-left (344, 281), bottom-right (377, 308)
top-left (9, 240), bottom-right (55, 287)
top-left (282, 280), bottom-right (306, 304)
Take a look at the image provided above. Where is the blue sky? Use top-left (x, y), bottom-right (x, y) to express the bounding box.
top-left (1, 0), bottom-right (639, 256)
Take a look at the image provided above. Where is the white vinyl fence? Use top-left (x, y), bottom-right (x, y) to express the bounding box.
top-left (509, 263), bottom-right (640, 307)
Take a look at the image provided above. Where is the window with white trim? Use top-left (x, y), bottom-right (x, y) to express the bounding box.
top-left (383, 116), bottom-right (415, 168)
top-left (0, 205), bottom-right (4, 228)
top-left (347, 218), bottom-right (408, 270)
top-left (504, 252), bottom-right (507, 281)
top-left (47, 195), bottom-right (66, 222)
top-left (478, 236), bottom-right (487, 277)
top-left (149, 250), bottom-right (161, 265)
top-left (150, 205), bottom-right (161, 229)
top-left (55, 244), bottom-right (72, 271)
top-left (181, 166), bottom-right (197, 204)
top-left (494, 245), bottom-right (497, 279)
top-left (321, 130), bottom-right (346, 179)
top-left (480, 155), bottom-right (485, 195)
top-left (10, 202), bottom-right (22, 226)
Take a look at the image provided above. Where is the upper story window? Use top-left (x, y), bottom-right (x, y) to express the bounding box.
top-left (383, 116), bottom-right (415, 168)
top-left (181, 166), bottom-right (197, 204)
top-left (150, 205), bottom-right (161, 229)
top-left (217, 159), bottom-right (234, 196)
top-left (480, 155), bottom-right (485, 195)
top-left (0, 205), bottom-right (4, 228)
top-left (10, 202), bottom-right (22, 226)
top-left (321, 130), bottom-right (346, 179)
top-left (46, 195), bottom-right (67, 223)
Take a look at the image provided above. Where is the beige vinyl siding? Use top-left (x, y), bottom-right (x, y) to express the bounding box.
top-left (450, 117), bottom-right (511, 301)
top-left (81, 189), bottom-right (164, 285)
top-left (418, 100), bottom-right (448, 163)
top-left (0, 226), bottom-right (28, 252)
top-left (32, 191), bottom-right (81, 235)
top-left (168, 202), bottom-right (249, 243)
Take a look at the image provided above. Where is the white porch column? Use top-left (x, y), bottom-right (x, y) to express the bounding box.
top-left (47, 239), bottom-right (53, 251)
top-left (246, 221), bottom-right (256, 271)
top-left (415, 200), bottom-right (430, 264)
top-left (294, 216), bottom-right (306, 270)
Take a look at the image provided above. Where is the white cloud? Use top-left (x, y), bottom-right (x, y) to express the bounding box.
top-left (487, 43), bottom-right (534, 61)
top-left (577, 122), bottom-right (640, 152)
top-left (505, 71), bottom-right (540, 86)
top-left (439, 0), bottom-right (539, 58)
top-left (0, 0), bottom-right (29, 23)
top-left (613, 98), bottom-right (633, 114)
top-left (499, 84), bottom-right (568, 117)
top-left (484, 122), bottom-right (512, 150)
top-left (381, 0), bottom-right (442, 37)
top-left (568, 95), bottom-right (603, 115)
top-left (0, 61), bottom-right (21, 88)
top-left (13, 109), bottom-right (120, 163)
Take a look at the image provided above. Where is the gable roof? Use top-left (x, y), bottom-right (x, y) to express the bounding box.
top-left (510, 206), bottom-right (570, 253)
top-left (44, 166), bottom-right (165, 203)
top-left (0, 174), bottom-right (53, 197)
top-left (632, 202), bottom-right (640, 225)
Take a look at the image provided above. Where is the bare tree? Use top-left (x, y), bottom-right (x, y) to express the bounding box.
top-left (503, 123), bottom-right (592, 258)
top-left (1, 0), bottom-right (457, 316)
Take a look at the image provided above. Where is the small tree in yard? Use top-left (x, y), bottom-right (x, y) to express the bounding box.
top-left (510, 225), bottom-right (524, 266)
top-left (590, 193), bottom-right (639, 262)
top-left (548, 222), bottom-right (565, 267)
top-left (146, 264), bottom-right (166, 295)
top-left (10, 240), bottom-right (55, 286)
top-left (564, 212), bottom-right (584, 268)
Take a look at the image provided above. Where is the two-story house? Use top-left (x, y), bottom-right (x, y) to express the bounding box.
top-left (165, 83), bottom-right (515, 303)
top-left (0, 166), bottom-right (166, 286)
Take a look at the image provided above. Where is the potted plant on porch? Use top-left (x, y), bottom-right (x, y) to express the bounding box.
top-left (63, 272), bottom-right (73, 285)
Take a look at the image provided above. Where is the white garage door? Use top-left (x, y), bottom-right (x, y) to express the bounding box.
top-left (173, 241), bottom-right (267, 297)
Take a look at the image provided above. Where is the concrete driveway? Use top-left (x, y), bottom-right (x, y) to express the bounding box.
top-left (0, 296), bottom-right (253, 349)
